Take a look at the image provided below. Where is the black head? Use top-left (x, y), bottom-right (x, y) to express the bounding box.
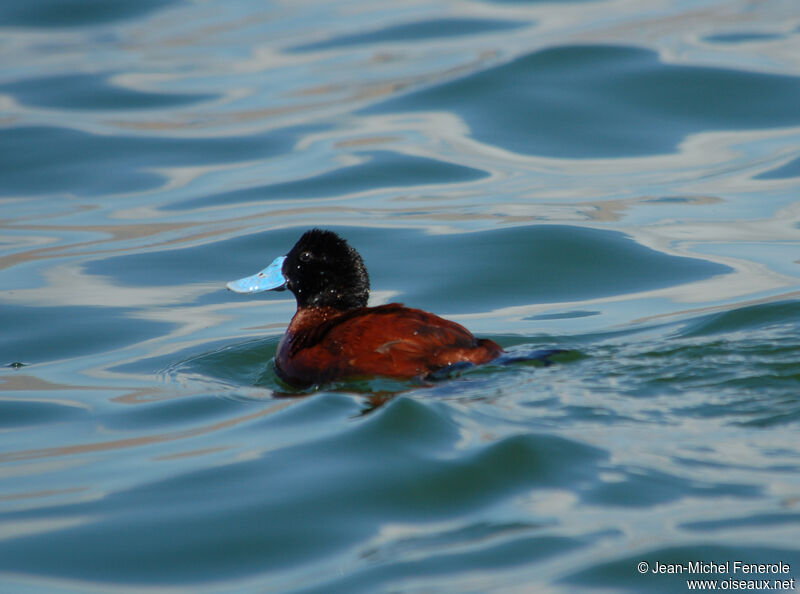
top-left (283, 229), bottom-right (370, 310)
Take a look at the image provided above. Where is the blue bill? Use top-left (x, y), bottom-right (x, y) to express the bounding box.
top-left (226, 255), bottom-right (287, 293)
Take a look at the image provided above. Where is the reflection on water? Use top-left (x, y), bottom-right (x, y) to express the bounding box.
top-left (364, 44), bottom-right (800, 158)
top-left (289, 17), bottom-right (526, 53)
top-left (1, 0), bottom-right (800, 591)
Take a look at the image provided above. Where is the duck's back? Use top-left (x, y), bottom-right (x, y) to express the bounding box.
top-left (276, 303), bottom-right (502, 386)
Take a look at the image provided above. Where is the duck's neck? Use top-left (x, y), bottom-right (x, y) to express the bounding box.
top-left (279, 306), bottom-right (352, 360)
top-left (287, 306), bottom-right (345, 332)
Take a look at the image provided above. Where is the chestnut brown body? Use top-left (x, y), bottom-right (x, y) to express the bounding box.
top-left (276, 303), bottom-right (502, 386)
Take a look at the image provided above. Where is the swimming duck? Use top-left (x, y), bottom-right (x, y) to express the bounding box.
top-left (227, 229), bottom-right (503, 387)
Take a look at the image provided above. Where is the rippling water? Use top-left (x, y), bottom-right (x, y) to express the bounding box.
top-left (2, 0), bottom-right (800, 592)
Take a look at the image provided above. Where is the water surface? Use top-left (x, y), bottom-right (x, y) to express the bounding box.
top-left (1, 0), bottom-right (799, 592)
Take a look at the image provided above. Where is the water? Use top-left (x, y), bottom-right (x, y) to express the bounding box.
top-left (1, 0), bottom-right (799, 592)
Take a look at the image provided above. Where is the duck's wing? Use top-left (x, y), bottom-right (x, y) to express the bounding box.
top-left (300, 304), bottom-right (501, 378)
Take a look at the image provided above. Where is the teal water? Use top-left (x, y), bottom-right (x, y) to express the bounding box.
top-left (1, 1), bottom-right (800, 592)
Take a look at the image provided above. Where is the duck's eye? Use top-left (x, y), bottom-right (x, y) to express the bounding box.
top-left (299, 251), bottom-right (312, 263)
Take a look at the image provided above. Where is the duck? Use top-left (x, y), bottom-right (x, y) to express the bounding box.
top-left (227, 229), bottom-right (503, 387)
